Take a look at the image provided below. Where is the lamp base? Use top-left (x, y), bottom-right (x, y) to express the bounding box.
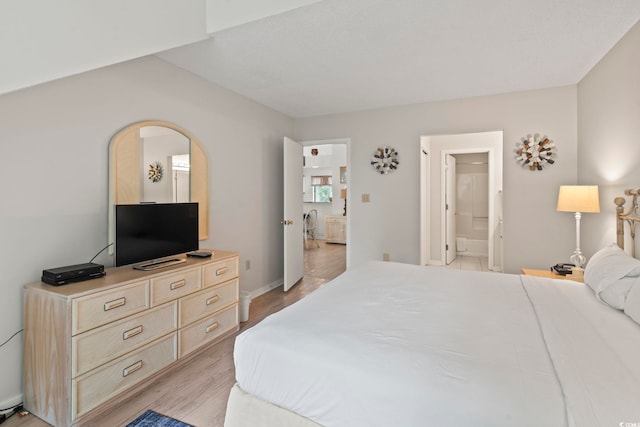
top-left (568, 211), bottom-right (587, 269)
top-left (569, 251), bottom-right (586, 269)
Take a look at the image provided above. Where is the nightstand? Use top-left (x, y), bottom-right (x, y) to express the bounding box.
top-left (521, 268), bottom-right (584, 282)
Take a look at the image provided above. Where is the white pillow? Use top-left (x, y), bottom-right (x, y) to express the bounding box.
top-left (584, 243), bottom-right (640, 309)
top-left (624, 280), bottom-right (640, 325)
top-left (599, 276), bottom-right (640, 310)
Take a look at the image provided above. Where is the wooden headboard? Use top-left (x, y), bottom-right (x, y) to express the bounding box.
top-left (615, 189), bottom-right (640, 257)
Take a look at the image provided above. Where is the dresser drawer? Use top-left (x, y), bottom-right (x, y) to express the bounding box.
top-left (326, 216), bottom-right (346, 223)
top-left (179, 304), bottom-right (238, 358)
top-left (150, 267), bottom-right (201, 306)
top-left (72, 302), bottom-right (177, 377)
top-left (203, 257), bottom-right (239, 288)
top-left (72, 333), bottom-right (177, 419)
top-left (179, 278), bottom-right (239, 327)
top-left (72, 280), bottom-right (149, 335)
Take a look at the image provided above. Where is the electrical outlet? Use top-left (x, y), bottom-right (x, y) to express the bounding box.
top-left (245, 259), bottom-right (251, 270)
top-left (383, 253), bottom-right (390, 261)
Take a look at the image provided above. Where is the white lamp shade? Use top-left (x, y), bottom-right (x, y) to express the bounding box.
top-left (557, 185), bottom-right (600, 213)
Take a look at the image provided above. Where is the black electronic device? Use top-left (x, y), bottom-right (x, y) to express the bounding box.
top-left (551, 263), bottom-right (575, 275)
top-left (187, 251), bottom-right (213, 258)
top-left (115, 202), bottom-right (199, 268)
top-left (42, 262), bottom-right (106, 286)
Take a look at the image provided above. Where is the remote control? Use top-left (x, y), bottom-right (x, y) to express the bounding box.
top-left (187, 251), bottom-right (213, 258)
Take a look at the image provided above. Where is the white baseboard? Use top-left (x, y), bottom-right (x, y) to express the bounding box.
top-left (248, 278), bottom-right (283, 299)
top-left (428, 259), bottom-right (444, 266)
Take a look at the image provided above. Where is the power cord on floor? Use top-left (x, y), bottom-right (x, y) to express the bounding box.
top-left (0, 403), bottom-right (27, 424)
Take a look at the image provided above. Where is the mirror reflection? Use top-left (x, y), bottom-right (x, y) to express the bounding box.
top-left (108, 121), bottom-right (209, 243)
top-left (138, 126), bottom-right (191, 203)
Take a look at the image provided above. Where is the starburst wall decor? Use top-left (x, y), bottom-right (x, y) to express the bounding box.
top-left (514, 134), bottom-right (557, 171)
top-left (371, 146), bottom-right (399, 174)
top-left (148, 161), bottom-right (164, 182)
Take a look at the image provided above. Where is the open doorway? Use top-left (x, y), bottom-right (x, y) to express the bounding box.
top-left (420, 131), bottom-right (503, 272)
top-left (301, 138), bottom-right (350, 276)
top-left (447, 152), bottom-right (490, 267)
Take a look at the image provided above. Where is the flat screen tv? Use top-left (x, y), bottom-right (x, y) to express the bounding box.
top-left (115, 202), bottom-right (199, 268)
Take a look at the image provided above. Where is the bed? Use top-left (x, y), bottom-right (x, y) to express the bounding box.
top-left (225, 191), bottom-right (640, 427)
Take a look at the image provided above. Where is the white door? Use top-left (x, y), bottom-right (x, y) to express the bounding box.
top-left (445, 154), bottom-right (456, 265)
top-left (283, 137), bottom-right (304, 291)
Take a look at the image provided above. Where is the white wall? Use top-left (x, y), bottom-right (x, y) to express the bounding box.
top-left (294, 85), bottom-right (578, 272)
top-left (0, 56), bottom-right (293, 408)
top-left (578, 20), bottom-right (640, 257)
top-left (0, 0), bottom-right (210, 96)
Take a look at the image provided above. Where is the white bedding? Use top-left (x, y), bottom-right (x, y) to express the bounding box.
top-left (233, 262), bottom-right (640, 427)
top-left (521, 276), bottom-right (640, 426)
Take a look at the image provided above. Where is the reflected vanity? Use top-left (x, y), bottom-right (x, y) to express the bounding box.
top-left (108, 120), bottom-right (209, 244)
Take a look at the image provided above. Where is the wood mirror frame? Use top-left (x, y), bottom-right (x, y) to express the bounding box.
top-left (108, 120), bottom-right (209, 246)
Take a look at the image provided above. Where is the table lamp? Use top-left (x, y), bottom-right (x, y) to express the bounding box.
top-left (340, 188), bottom-right (347, 216)
top-left (557, 185), bottom-right (600, 268)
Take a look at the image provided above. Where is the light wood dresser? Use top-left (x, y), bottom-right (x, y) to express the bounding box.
top-left (23, 249), bottom-right (239, 426)
top-left (325, 215), bottom-right (346, 244)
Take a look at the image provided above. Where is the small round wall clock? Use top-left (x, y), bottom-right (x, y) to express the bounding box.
top-left (371, 146), bottom-right (399, 174)
top-left (148, 161), bottom-right (163, 182)
top-left (515, 134), bottom-right (557, 171)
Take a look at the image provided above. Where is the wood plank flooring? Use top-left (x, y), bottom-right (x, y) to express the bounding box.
top-left (7, 241), bottom-right (345, 427)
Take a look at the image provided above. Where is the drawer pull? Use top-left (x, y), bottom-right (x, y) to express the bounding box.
top-left (205, 322), bottom-right (219, 333)
top-left (123, 325), bottom-right (143, 340)
top-left (122, 360), bottom-right (143, 377)
top-left (216, 267), bottom-right (228, 276)
top-left (104, 297), bottom-right (126, 311)
top-left (206, 295), bottom-right (219, 306)
top-left (170, 279), bottom-right (186, 290)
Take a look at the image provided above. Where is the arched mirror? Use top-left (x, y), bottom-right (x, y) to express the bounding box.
top-left (108, 120), bottom-right (209, 247)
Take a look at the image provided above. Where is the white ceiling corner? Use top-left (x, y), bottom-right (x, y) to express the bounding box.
top-left (158, 0), bottom-right (640, 118)
top-left (206, 0), bottom-right (324, 33)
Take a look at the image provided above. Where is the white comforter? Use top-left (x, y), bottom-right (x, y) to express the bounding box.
top-left (234, 262), bottom-right (640, 427)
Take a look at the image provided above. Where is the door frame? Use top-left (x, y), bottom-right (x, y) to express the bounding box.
top-left (298, 137), bottom-right (352, 269)
top-left (419, 142), bottom-right (430, 265)
top-left (440, 147), bottom-right (495, 270)
top-left (444, 153), bottom-right (457, 265)
top-left (420, 131), bottom-right (503, 272)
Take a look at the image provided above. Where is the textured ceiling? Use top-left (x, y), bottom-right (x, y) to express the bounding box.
top-left (158, 0), bottom-right (640, 118)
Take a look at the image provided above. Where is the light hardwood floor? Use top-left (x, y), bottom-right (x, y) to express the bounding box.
top-left (7, 241), bottom-right (346, 427)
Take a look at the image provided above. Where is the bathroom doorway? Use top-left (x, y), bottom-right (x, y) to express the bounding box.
top-left (448, 152), bottom-right (489, 262)
top-left (419, 131), bottom-right (503, 272)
